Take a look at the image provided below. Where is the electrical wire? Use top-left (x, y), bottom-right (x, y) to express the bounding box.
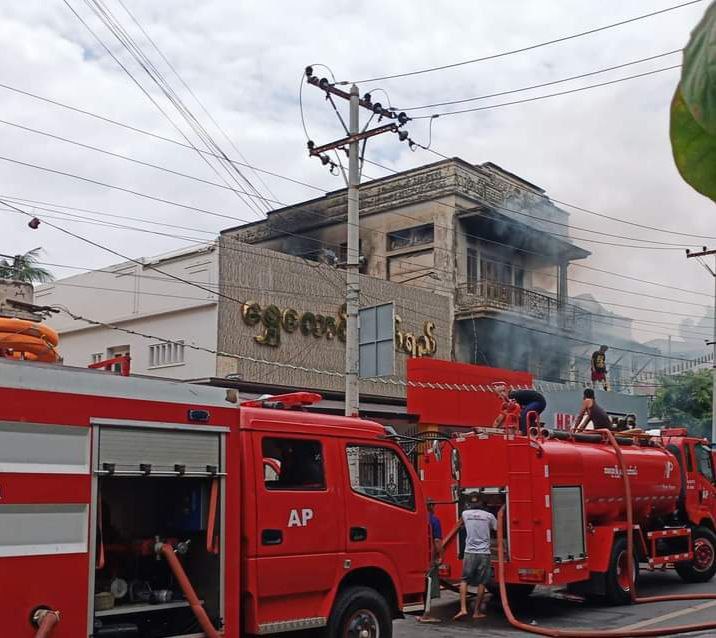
top-left (115, 0), bottom-right (279, 206)
top-left (402, 49), bottom-right (682, 111)
top-left (410, 65), bottom-right (681, 119)
top-left (4, 74), bottom-right (713, 247)
top-left (345, 0), bottom-right (703, 83)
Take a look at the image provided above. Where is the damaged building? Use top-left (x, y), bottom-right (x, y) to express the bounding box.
top-left (221, 158), bottom-right (592, 383)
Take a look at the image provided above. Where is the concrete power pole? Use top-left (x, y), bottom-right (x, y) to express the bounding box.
top-left (345, 85), bottom-right (360, 417)
top-left (686, 247), bottom-right (716, 442)
top-left (304, 68), bottom-right (412, 416)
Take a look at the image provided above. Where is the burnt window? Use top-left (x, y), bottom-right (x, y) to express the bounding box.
top-left (387, 224), bottom-right (434, 252)
top-left (346, 445), bottom-right (415, 510)
top-left (262, 437), bottom-right (325, 491)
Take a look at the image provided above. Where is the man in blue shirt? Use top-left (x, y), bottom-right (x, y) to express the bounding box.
top-left (418, 498), bottom-right (443, 623)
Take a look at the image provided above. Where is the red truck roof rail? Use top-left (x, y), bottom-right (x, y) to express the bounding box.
top-left (241, 392), bottom-right (322, 409)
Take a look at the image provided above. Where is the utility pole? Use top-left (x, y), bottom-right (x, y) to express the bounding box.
top-left (304, 68), bottom-right (411, 416)
top-left (686, 247), bottom-right (716, 442)
top-left (345, 85), bottom-right (360, 418)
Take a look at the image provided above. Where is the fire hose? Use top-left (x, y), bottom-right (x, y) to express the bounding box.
top-left (31, 608), bottom-right (60, 638)
top-left (494, 428), bottom-right (716, 637)
top-left (157, 543), bottom-right (221, 638)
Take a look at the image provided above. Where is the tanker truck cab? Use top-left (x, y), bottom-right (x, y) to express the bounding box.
top-left (239, 393), bottom-right (429, 636)
top-left (660, 428), bottom-right (716, 582)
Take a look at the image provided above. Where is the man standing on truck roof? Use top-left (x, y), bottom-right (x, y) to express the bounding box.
top-left (493, 383), bottom-right (547, 435)
top-left (574, 388), bottom-right (612, 431)
top-left (418, 498), bottom-right (443, 623)
top-left (449, 492), bottom-right (496, 621)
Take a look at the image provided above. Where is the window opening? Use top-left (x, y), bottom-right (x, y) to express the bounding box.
top-left (262, 438), bottom-right (325, 490)
top-left (696, 444), bottom-right (715, 483)
top-left (346, 445), bottom-right (415, 510)
top-left (387, 224), bottom-right (434, 252)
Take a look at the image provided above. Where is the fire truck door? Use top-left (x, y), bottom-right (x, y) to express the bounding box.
top-left (342, 443), bottom-right (427, 597)
top-left (254, 433), bottom-right (342, 620)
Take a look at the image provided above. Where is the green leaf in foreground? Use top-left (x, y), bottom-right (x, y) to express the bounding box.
top-left (670, 87), bottom-right (716, 202)
top-left (681, 0), bottom-right (716, 134)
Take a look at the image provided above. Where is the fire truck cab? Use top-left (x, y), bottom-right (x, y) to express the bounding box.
top-left (0, 359), bottom-right (428, 638)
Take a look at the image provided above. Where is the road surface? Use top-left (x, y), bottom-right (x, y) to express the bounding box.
top-left (395, 570), bottom-right (716, 637)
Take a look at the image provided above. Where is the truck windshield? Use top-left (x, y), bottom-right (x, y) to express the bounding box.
top-left (696, 444), bottom-right (716, 484)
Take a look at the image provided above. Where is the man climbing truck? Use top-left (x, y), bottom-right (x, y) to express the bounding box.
top-left (0, 358), bottom-right (429, 638)
top-left (422, 406), bottom-right (716, 609)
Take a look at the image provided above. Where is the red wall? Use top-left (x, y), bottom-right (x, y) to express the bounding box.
top-left (407, 358), bottom-right (532, 428)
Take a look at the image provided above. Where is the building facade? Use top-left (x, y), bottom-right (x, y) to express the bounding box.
top-left (216, 240), bottom-right (452, 399)
top-left (36, 244), bottom-right (219, 379)
top-left (222, 157), bottom-right (590, 382)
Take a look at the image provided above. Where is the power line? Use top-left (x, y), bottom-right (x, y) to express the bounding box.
top-left (5, 73), bottom-right (712, 248)
top-left (64, 0), bottom-right (269, 217)
top-left (5, 194), bottom-right (714, 323)
top-left (2, 114), bottom-right (696, 251)
top-left (410, 65), bottom-right (681, 119)
top-left (346, 0), bottom-right (703, 83)
top-left (0, 80), bottom-right (324, 192)
top-left (115, 0), bottom-right (279, 206)
top-left (402, 49), bottom-right (681, 111)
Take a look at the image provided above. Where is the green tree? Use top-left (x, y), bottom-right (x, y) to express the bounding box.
top-left (670, 1), bottom-right (716, 202)
top-left (0, 248), bottom-right (54, 284)
top-left (650, 370), bottom-right (713, 439)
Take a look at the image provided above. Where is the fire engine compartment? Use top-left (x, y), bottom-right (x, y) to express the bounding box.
top-left (90, 422), bottom-right (225, 638)
top-left (93, 476), bottom-right (220, 638)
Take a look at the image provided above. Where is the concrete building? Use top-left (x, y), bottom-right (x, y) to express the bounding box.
top-left (36, 244), bottom-right (218, 379)
top-left (222, 157), bottom-right (591, 382)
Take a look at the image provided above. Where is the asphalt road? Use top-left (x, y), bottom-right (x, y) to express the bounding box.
top-left (395, 571), bottom-right (716, 637)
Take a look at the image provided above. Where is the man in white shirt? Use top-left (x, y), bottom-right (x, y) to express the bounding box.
top-left (452, 492), bottom-right (496, 620)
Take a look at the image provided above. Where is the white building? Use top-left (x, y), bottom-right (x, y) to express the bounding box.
top-left (36, 244), bottom-right (218, 380)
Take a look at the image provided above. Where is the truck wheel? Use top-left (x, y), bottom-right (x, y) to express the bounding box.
top-left (327, 586), bottom-right (392, 638)
top-left (675, 526), bottom-right (716, 583)
top-left (605, 537), bottom-right (638, 605)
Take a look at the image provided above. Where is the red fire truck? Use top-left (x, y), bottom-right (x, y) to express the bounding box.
top-left (422, 422), bottom-right (716, 605)
top-left (0, 359), bottom-right (429, 638)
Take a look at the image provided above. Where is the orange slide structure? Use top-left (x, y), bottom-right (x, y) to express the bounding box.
top-left (0, 318), bottom-right (60, 363)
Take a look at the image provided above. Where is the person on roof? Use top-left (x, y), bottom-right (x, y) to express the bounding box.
top-left (591, 345), bottom-right (609, 390)
top-left (574, 388), bottom-right (612, 432)
top-left (492, 383), bottom-right (547, 435)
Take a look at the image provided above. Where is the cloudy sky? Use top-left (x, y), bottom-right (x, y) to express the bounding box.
top-left (0, 0), bottom-right (713, 350)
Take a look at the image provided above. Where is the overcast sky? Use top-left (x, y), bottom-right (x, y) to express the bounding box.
top-left (0, 0), bottom-right (713, 350)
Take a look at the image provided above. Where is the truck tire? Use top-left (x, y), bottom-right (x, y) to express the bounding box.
top-left (605, 536), bottom-right (638, 605)
top-left (675, 526), bottom-right (716, 583)
top-left (327, 586), bottom-right (392, 638)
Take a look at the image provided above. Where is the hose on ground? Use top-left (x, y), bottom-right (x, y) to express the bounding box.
top-left (495, 428), bottom-right (716, 636)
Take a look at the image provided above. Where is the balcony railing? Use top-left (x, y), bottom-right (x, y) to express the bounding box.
top-left (456, 280), bottom-right (590, 330)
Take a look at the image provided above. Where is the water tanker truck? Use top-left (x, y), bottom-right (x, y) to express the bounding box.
top-left (422, 423), bottom-right (716, 605)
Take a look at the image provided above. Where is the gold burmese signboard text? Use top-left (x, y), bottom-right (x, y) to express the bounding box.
top-left (240, 301), bottom-right (437, 357)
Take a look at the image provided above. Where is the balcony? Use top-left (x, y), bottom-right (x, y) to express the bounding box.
top-left (456, 280), bottom-right (590, 331)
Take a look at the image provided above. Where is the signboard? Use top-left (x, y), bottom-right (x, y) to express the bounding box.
top-left (359, 303), bottom-right (395, 378)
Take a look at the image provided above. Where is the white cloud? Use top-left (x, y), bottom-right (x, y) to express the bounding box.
top-left (0, 0), bottom-right (713, 346)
